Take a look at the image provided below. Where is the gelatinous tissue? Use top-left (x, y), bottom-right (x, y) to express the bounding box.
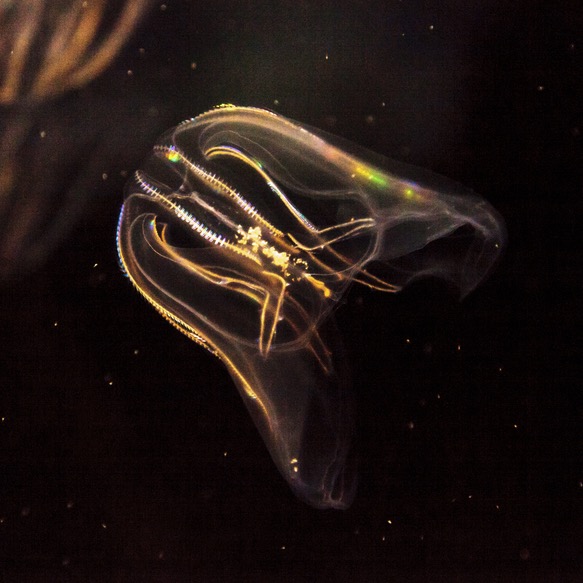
top-left (117, 105), bottom-right (505, 509)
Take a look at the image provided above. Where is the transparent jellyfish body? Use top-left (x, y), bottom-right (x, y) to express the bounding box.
top-left (117, 105), bottom-right (506, 509)
top-left (0, 0), bottom-right (153, 279)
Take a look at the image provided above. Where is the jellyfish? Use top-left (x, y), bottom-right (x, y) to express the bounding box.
top-left (117, 105), bottom-right (506, 509)
top-left (0, 0), bottom-right (152, 106)
top-left (0, 0), bottom-right (153, 279)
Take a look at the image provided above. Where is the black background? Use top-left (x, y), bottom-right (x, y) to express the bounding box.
top-left (0, 1), bottom-right (581, 580)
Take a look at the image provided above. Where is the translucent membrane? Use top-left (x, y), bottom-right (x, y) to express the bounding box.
top-left (117, 105), bottom-right (506, 509)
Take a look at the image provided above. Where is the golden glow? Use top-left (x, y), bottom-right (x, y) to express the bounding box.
top-left (0, 0), bottom-right (153, 281)
top-left (0, 0), bottom-right (153, 105)
top-left (117, 105), bottom-right (506, 509)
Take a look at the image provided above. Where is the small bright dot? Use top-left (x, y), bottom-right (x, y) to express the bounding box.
top-left (1, 418), bottom-right (5, 422)
top-left (66, 501), bottom-right (74, 509)
top-left (513, 424), bottom-right (518, 429)
top-left (160, 4), bottom-right (167, 11)
top-left (273, 99), bottom-right (280, 105)
top-left (127, 70), bottom-right (133, 76)
top-left (223, 452), bottom-right (228, 457)
top-left (407, 421), bottom-right (415, 430)
top-left (381, 101), bottom-right (386, 107)
top-left (53, 321), bottom-right (58, 327)
top-left (405, 338), bottom-right (411, 344)
top-left (102, 173), bottom-right (108, 180)
top-left (190, 62), bottom-right (197, 70)
top-left (457, 344), bottom-right (461, 351)
top-left (537, 85), bottom-right (544, 91)
top-left (281, 546), bottom-right (286, 550)
top-left (496, 504), bottom-right (500, 510)
top-left (429, 25), bottom-right (434, 30)
top-left (437, 394), bottom-right (441, 400)
top-left (325, 53), bottom-right (329, 60)
top-left (93, 263), bottom-right (98, 268)
top-left (498, 367), bottom-right (503, 372)
top-left (382, 536), bottom-right (386, 541)
top-left (101, 523), bottom-right (107, 529)
top-left (387, 519), bottom-right (392, 524)
top-left (133, 349), bottom-right (139, 356)
top-left (40, 130), bottom-right (46, 138)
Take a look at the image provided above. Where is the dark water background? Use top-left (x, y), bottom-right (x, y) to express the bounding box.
top-left (0, 1), bottom-right (581, 580)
